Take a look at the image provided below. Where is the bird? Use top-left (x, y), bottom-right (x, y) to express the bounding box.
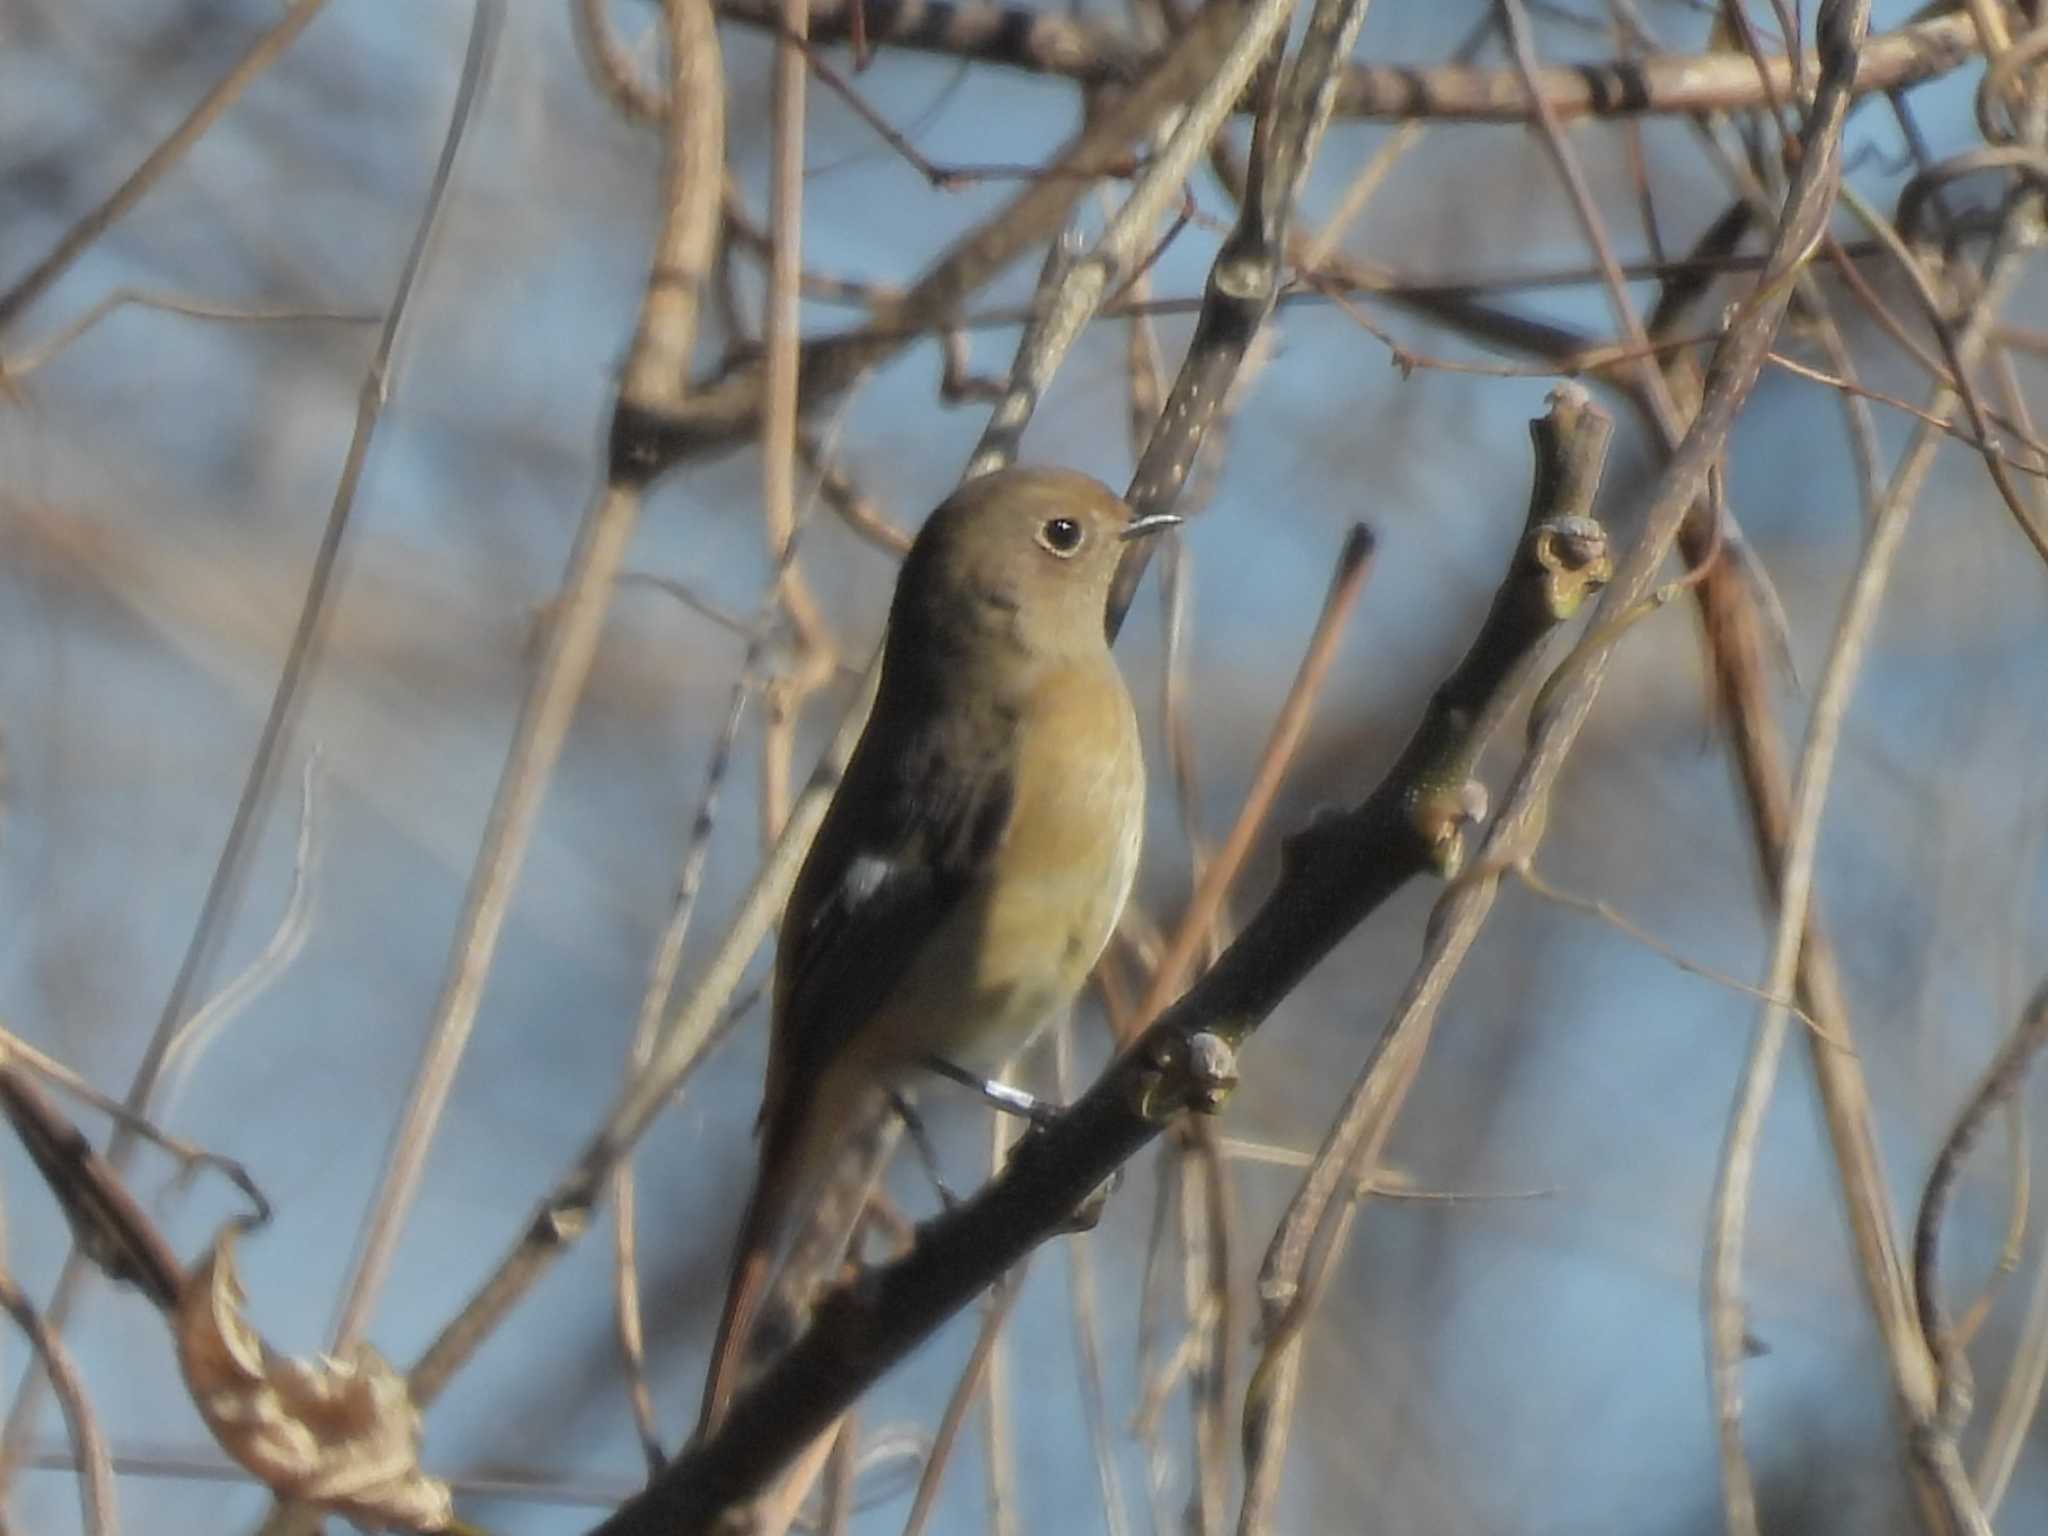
top-left (696, 465), bottom-right (1175, 1434)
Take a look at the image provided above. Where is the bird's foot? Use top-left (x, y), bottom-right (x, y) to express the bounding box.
top-left (920, 1055), bottom-right (1062, 1127)
top-left (889, 1089), bottom-right (960, 1210)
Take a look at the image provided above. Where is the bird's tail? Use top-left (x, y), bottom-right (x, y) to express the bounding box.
top-left (696, 1142), bottom-right (793, 1438)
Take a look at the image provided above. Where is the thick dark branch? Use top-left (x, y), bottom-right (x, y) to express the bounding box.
top-left (712, 0), bottom-right (1976, 123)
top-left (584, 389), bottom-right (1615, 1536)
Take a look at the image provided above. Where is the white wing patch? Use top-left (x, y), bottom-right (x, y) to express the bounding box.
top-left (841, 853), bottom-right (895, 909)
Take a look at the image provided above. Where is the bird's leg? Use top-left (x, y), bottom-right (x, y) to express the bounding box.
top-left (919, 1055), bottom-right (1062, 1128)
top-left (920, 1056), bottom-right (1124, 1229)
top-left (888, 1089), bottom-right (959, 1209)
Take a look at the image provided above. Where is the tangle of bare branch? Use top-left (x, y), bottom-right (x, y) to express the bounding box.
top-left (710, 0), bottom-right (1975, 124)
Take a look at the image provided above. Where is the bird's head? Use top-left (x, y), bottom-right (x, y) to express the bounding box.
top-left (891, 466), bottom-right (1178, 667)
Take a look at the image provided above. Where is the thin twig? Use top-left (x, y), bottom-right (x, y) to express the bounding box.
top-left (1498, 0), bottom-right (1685, 443)
top-left (1178, 1125), bottom-right (1231, 1536)
top-left (1219, 1138), bottom-right (1555, 1202)
top-left (0, 1037), bottom-right (269, 1229)
top-left (821, 1414), bottom-right (858, 1536)
top-left (1990, 338), bottom-right (2048, 533)
top-left (343, 0), bottom-right (676, 1360)
top-left (1705, 224), bottom-right (2034, 1536)
top-left (1109, 0), bottom-right (1382, 630)
top-left (1130, 191), bottom-right (1215, 913)
top-left (614, 661), bottom-right (755, 1472)
top-left (679, 231), bottom-right (1947, 367)
top-left (618, 571), bottom-right (757, 640)
top-left (1, 291), bottom-right (374, 381)
top-left (756, 0), bottom-right (830, 847)
top-left (709, 0), bottom-right (1976, 123)
top-left (611, 1165), bottom-right (661, 1476)
top-left (1839, 181), bottom-right (2048, 564)
top-left (1908, 980), bottom-right (2048, 1536)
top-left (899, 1269), bottom-right (1027, 1536)
top-left (12, 1445), bottom-right (651, 1507)
top-left (909, 1068), bottom-right (1026, 1536)
top-left (0, 1263), bottom-right (115, 1536)
top-left (798, 434), bottom-right (913, 555)
top-left (623, 0), bottom-right (1283, 469)
top-left (982, 1108), bottom-right (1021, 1536)
top-left (1130, 1120), bottom-right (1179, 1536)
top-left (1954, 1094), bottom-right (2029, 1348)
top-left (0, 0), bottom-right (496, 1476)
top-left (1916, 988), bottom-right (2048, 1368)
top-left (722, 181), bottom-right (901, 310)
top-left (962, 0), bottom-right (1306, 479)
top-left (1977, 1177), bottom-right (2048, 1511)
top-left (157, 751), bottom-right (324, 1118)
top-left (575, 0), bottom-right (668, 121)
top-left (405, 665), bottom-right (863, 1408)
top-left (752, 1429), bottom-right (843, 1536)
top-left (1765, 351), bottom-right (2048, 476)
top-left (0, 0), bottom-right (333, 333)
top-left (1132, 527), bottom-right (1374, 1028)
top-left (1156, 535), bottom-right (1211, 886)
top-left (1510, 863), bottom-right (1830, 1042)
top-left (1055, 1021), bottom-right (1132, 1536)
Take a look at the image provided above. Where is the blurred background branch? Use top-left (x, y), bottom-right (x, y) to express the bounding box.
top-left (6, 2), bottom-right (2048, 1535)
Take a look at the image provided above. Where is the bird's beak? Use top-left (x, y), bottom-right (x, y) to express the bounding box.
top-left (1119, 512), bottom-right (1183, 541)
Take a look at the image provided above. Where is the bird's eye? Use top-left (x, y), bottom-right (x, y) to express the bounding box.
top-left (1037, 516), bottom-right (1084, 556)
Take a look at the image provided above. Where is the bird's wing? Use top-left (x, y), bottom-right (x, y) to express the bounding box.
top-left (759, 719), bottom-right (1015, 1140)
top-left (700, 728), bottom-right (1012, 1433)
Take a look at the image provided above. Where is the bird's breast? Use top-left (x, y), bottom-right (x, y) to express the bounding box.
top-left (865, 659), bottom-right (1144, 1075)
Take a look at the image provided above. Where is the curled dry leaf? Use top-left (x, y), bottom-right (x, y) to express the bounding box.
top-left (176, 1231), bottom-right (454, 1532)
